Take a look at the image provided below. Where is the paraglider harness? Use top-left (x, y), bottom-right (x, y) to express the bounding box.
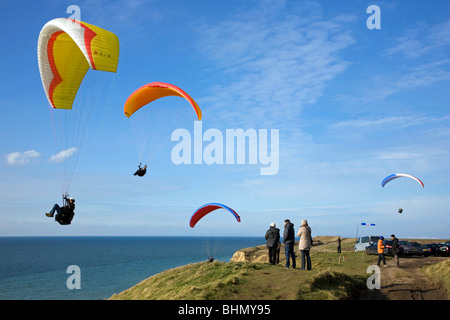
top-left (134, 163), bottom-right (147, 177)
top-left (55, 194), bottom-right (75, 225)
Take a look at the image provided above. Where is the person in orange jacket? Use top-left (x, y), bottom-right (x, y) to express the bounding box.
top-left (377, 236), bottom-right (388, 267)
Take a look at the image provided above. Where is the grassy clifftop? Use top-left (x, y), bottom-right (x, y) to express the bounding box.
top-left (110, 237), bottom-right (371, 300)
top-left (109, 236), bottom-right (449, 300)
top-left (109, 259), bottom-right (368, 300)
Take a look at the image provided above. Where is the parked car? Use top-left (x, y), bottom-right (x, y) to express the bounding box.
top-left (365, 242), bottom-right (378, 255)
top-left (421, 243), bottom-right (441, 257)
top-left (421, 244), bottom-right (432, 257)
top-left (364, 239), bottom-right (402, 256)
top-left (410, 242), bottom-right (423, 256)
top-left (440, 241), bottom-right (450, 256)
top-left (437, 243), bottom-right (449, 256)
top-left (354, 236), bottom-right (380, 252)
top-left (398, 240), bottom-right (420, 256)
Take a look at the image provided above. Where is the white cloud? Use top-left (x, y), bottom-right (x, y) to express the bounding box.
top-left (5, 150), bottom-right (40, 166)
top-left (331, 114), bottom-right (450, 130)
top-left (196, 2), bottom-right (355, 130)
top-left (386, 20), bottom-right (450, 59)
top-left (78, 0), bottom-right (163, 33)
top-left (49, 147), bottom-right (78, 163)
top-left (336, 59), bottom-right (450, 106)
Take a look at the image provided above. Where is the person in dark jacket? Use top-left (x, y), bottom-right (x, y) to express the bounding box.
top-left (134, 163), bottom-right (147, 177)
top-left (45, 196), bottom-right (75, 225)
top-left (283, 219), bottom-right (296, 268)
top-left (265, 223), bottom-right (280, 265)
top-left (390, 234), bottom-right (400, 267)
top-left (337, 236), bottom-right (341, 253)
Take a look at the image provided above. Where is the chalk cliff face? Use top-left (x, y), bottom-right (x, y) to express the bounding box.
top-left (230, 250), bottom-right (247, 262)
top-left (230, 244), bottom-right (284, 263)
top-left (230, 245), bottom-right (265, 263)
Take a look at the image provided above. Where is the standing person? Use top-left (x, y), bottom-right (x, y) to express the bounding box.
top-left (377, 236), bottom-right (388, 267)
top-left (390, 234), bottom-right (400, 267)
top-left (297, 219), bottom-right (312, 270)
top-left (265, 223), bottom-right (280, 265)
top-left (283, 219), bottom-right (296, 268)
top-left (337, 236), bottom-right (341, 253)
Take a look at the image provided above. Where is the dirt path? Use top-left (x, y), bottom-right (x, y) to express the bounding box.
top-left (361, 256), bottom-right (448, 300)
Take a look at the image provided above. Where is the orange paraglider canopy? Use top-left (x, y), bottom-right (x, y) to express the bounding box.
top-left (124, 82), bottom-right (202, 120)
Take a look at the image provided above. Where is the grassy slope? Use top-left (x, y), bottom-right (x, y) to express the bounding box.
top-left (109, 236), bottom-right (449, 300)
top-left (422, 259), bottom-right (450, 299)
top-left (110, 237), bottom-right (375, 300)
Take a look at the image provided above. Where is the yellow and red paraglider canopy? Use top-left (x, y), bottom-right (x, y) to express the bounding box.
top-left (124, 82), bottom-right (202, 120)
top-left (37, 18), bottom-right (120, 110)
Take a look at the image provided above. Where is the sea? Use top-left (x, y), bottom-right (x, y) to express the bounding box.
top-left (0, 236), bottom-right (264, 300)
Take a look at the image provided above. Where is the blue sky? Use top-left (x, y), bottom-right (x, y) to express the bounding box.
top-left (1, 0), bottom-right (449, 238)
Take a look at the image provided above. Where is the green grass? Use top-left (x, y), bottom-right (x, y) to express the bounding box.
top-left (110, 261), bottom-right (252, 300)
top-left (110, 250), bottom-right (381, 300)
top-left (422, 259), bottom-right (450, 299)
top-left (297, 271), bottom-right (366, 300)
top-left (111, 236), bottom-right (450, 300)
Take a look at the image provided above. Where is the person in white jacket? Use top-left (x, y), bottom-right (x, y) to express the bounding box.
top-left (296, 219), bottom-right (312, 270)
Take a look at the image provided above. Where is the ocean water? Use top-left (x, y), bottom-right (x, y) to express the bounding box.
top-left (0, 236), bottom-right (263, 300)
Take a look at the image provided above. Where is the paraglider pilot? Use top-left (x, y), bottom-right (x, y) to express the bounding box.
top-left (134, 163), bottom-right (147, 177)
top-left (398, 208), bottom-right (403, 214)
top-left (45, 195), bottom-right (75, 225)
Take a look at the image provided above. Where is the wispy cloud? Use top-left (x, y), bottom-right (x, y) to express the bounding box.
top-left (196, 1), bottom-right (355, 129)
top-left (386, 19), bottom-right (450, 58)
top-left (5, 150), bottom-right (40, 166)
top-left (331, 114), bottom-right (450, 130)
top-left (377, 60), bottom-right (450, 98)
top-left (48, 147), bottom-right (78, 163)
top-left (78, 0), bottom-right (163, 33)
top-left (336, 59), bottom-right (450, 106)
